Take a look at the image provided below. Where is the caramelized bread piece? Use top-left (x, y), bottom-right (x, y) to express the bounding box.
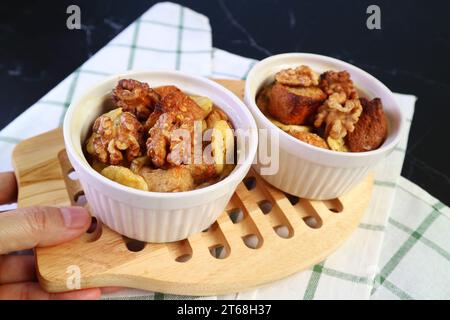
top-left (255, 84), bottom-right (272, 115)
top-left (139, 166), bottom-right (194, 192)
top-left (185, 164), bottom-right (218, 185)
top-left (154, 85), bottom-right (205, 120)
top-left (267, 83), bottom-right (326, 125)
top-left (346, 98), bottom-right (387, 152)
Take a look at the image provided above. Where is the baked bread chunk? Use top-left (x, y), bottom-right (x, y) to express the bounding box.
top-left (346, 98), bottom-right (387, 152)
top-left (267, 83), bottom-right (326, 125)
top-left (139, 166), bottom-right (194, 192)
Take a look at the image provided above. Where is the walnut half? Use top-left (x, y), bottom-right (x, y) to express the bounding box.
top-left (86, 108), bottom-right (143, 165)
top-left (112, 79), bottom-right (159, 121)
top-left (314, 92), bottom-right (362, 140)
top-left (319, 70), bottom-right (358, 100)
top-left (275, 65), bottom-right (319, 87)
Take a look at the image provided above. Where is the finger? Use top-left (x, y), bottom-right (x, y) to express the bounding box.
top-left (0, 172), bottom-right (17, 205)
top-left (0, 255), bottom-right (36, 284)
top-left (0, 206), bottom-right (91, 254)
top-left (0, 282), bottom-right (101, 300)
top-left (100, 286), bottom-right (123, 294)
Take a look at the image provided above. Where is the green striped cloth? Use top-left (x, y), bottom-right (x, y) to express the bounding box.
top-left (1, 2), bottom-right (448, 300)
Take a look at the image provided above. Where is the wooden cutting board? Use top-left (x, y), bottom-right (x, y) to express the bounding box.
top-left (12, 79), bottom-right (373, 296)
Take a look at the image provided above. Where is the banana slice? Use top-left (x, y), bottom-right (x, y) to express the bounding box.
top-left (101, 165), bottom-right (148, 191)
top-left (269, 118), bottom-right (311, 135)
top-left (86, 134), bottom-right (95, 155)
top-left (206, 108), bottom-right (229, 129)
top-left (327, 137), bottom-right (349, 152)
top-left (190, 95), bottom-right (213, 117)
top-left (288, 125), bottom-right (312, 136)
top-left (211, 120), bottom-right (234, 174)
top-left (130, 156), bottom-right (149, 174)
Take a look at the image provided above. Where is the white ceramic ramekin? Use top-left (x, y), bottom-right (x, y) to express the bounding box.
top-left (244, 53), bottom-right (403, 200)
top-left (64, 71), bottom-right (258, 243)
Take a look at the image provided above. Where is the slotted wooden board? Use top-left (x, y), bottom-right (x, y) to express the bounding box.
top-left (12, 79), bottom-right (373, 296)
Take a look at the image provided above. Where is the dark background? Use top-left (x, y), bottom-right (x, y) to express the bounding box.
top-left (0, 0), bottom-right (449, 204)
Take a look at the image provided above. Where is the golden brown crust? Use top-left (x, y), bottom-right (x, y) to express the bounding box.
top-left (154, 85), bottom-right (179, 98)
top-left (289, 131), bottom-right (329, 149)
top-left (184, 164), bottom-right (218, 185)
top-left (267, 83), bottom-right (326, 125)
top-left (255, 84), bottom-right (271, 115)
top-left (155, 85), bottom-right (205, 121)
top-left (139, 166), bottom-right (194, 192)
top-left (87, 108), bottom-right (143, 165)
top-left (346, 98), bottom-right (387, 152)
top-left (112, 79), bottom-right (159, 121)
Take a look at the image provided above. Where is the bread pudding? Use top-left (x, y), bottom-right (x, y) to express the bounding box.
top-left (256, 65), bottom-right (388, 152)
top-left (84, 79), bottom-right (235, 192)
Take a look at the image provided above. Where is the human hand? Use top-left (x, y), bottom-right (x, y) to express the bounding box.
top-left (0, 172), bottom-right (101, 300)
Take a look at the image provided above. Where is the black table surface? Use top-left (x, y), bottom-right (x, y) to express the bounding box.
top-left (1, 0), bottom-right (449, 205)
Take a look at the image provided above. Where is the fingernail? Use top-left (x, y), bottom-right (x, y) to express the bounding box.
top-left (61, 207), bottom-right (90, 229)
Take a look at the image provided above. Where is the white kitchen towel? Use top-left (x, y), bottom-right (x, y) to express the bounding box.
top-left (0, 2), bottom-right (448, 300)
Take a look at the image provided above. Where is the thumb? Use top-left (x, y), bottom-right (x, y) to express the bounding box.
top-left (0, 206), bottom-right (91, 254)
